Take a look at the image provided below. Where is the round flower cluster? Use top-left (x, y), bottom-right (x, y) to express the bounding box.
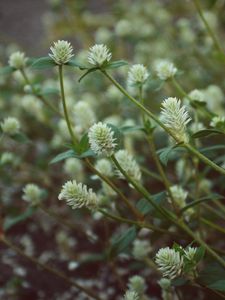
top-left (8, 51), bottom-right (27, 69)
top-left (132, 239), bottom-right (151, 260)
top-left (87, 44), bottom-right (112, 66)
top-left (210, 116), bottom-right (225, 129)
top-left (58, 180), bottom-right (98, 210)
top-left (114, 150), bottom-right (142, 182)
top-left (88, 122), bottom-right (117, 156)
top-left (0, 152), bottom-right (14, 165)
top-left (49, 40), bottom-right (74, 65)
top-left (95, 158), bottom-right (113, 177)
top-left (22, 184), bottom-right (42, 206)
top-left (155, 60), bottom-right (177, 80)
top-left (161, 97), bottom-right (191, 143)
top-left (127, 64), bottom-right (149, 87)
top-left (155, 247), bottom-right (184, 279)
top-left (1, 117), bottom-right (20, 135)
top-left (188, 89), bottom-right (205, 103)
top-left (128, 275), bottom-right (146, 297)
top-left (124, 290), bottom-right (139, 300)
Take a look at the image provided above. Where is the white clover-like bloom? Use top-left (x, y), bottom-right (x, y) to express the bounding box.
top-left (132, 239), bottom-right (151, 260)
top-left (1, 117), bottom-right (20, 135)
top-left (128, 276), bottom-right (146, 296)
top-left (8, 51), bottom-right (27, 69)
top-left (115, 19), bottom-right (132, 37)
top-left (22, 95), bottom-right (44, 121)
top-left (155, 60), bottom-right (177, 80)
top-left (22, 184), bottom-right (42, 206)
top-left (210, 116), bottom-right (225, 128)
top-left (63, 158), bottom-right (84, 181)
top-left (161, 97), bottom-right (191, 142)
top-left (73, 101), bottom-right (96, 133)
top-left (169, 185), bottom-right (188, 208)
top-left (184, 247), bottom-right (197, 261)
top-left (87, 44), bottom-right (112, 66)
top-left (155, 247), bottom-right (184, 280)
top-left (58, 180), bottom-right (98, 210)
top-left (88, 122), bottom-right (117, 156)
top-left (49, 40), bottom-right (74, 65)
top-left (0, 152), bottom-right (14, 165)
top-left (115, 150), bottom-right (142, 182)
top-left (124, 290), bottom-right (139, 300)
top-left (95, 158), bottom-right (113, 177)
top-left (127, 64), bottom-right (149, 87)
top-left (188, 89), bottom-right (205, 102)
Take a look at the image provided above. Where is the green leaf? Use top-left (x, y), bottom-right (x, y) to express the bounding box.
top-left (136, 191), bottom-right (166, 216)
top-left (110, 226), bottom-right (137, 257)
top-left (4, 207), bottom-right (36, 231)
top-left (194, 246), bottom-right (205, 263)
top-left (0, 66), bottom-right (15, 75)
top-left (78, 133), bottom-right (89, 153)
top-left (78, 67), bottom-right (98, 82)
top-left (199, 262), bottom-right (225, 291)
top-left (11, 132), bottom-right (30, 144)
top-left (66, 59), bottom-right (87, 69)
top-left (79, 149), bottom-right (96, 158)
top-left (50, 150), bottom-right (76, 164)
top-left (172, 277), bottom-right (188, 287)
top-left (192, 129), bottom-right (224, 139)
top-left (119, 125), bottom-right (144, 133)
top-left (31, 57), bottom-right (56, 69)
top-left (105, 60), bottom-right (128, 69)
top-left (147, 79), bottom-right (164, 91)
top-left (158, 144), bottom-right (183, 166)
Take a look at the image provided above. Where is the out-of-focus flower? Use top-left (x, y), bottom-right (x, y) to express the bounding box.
top-left (128, 275), bottom-right (146, 296)
top-left (8, 51), bottom-right (27, 69)
top-left (87, 44), bottom-right (112, 66)
top-left (0, 152), bottom-right (14, 165)
top-left (1, 117), bottom-right (20, 135)
top-left (155, 60), bottom-right (177, 80)
top-left (188, 89), bottom-right (205, 103)
top-left (63, 158), bottom-right (84, 181)
top-left (73, 101), bottom-right (96, 133)
top-left (184, 247), bottom-right (197, 261)
top-left (124, 290), bottom-right (139, 300)
top-left (210, 116), bottom-right (225, 130)
top-left (132, 239), bottom-right (151, 260)
top-left (22, 184), bottom-right (42, 206)
top-left (127, 64), bottom-right (149, 87)
top-left (95, 159), bottom-right (113, 177)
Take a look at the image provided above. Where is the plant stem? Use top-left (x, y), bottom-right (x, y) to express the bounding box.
top-left (85, 158), bottom-right (143, 221)
top-left (20, 69), bottom-right (63, 118)
top-left (201, 217), bottom-right (225, 235)
top-left (141, 166), bottom-right (163, 182)
top-left (102, 70), bottom-right (225, 176)
top-left (111, 154), bottom-right (174, 221)
top-left (0, 236), bottom-right (102, 300)
top-left (193, 0), bottom-right (225, 59)
top-left (58, 65), bottom-right (79, 147)
top-left (203, 203), bottom-right (225, 221)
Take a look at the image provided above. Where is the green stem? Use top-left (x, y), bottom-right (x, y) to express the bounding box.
top-left (111, 154), bottom-right (174, 221)
top-left (141, 166), bottom-right (163, 182)
top-left (102, 70), bottom-right (225, 176)
top-left (20, 69), bottom-right (63, 118)
top-left (58, 65), bottom-right (79, 147)
top-left (193, 0), bottom-right (225, 59)
top-left (201, 217), bottom-right (225, 235)
top-left (1, 236), bottom-right (102, 300)
top-left (85, 159), bottom-right (143, 221)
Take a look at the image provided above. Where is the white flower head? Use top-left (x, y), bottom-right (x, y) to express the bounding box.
top-left (22, 184), bottom-right (42, 206)
top-left (132, 239), bottom-right (151, 260)
top-left (155, 60), bottom-right (177, 80)
top-left (158, 278), bottom-right (171, 290)
top-left (184, 247), bottom-right (197, 261)
top-left (95, 158), bottom-right (113, 177)
top-left (128, 275), bottom-right (146, 296)
top-left (210, 116), bottom-right (225, 129)
top-left (73, 101), bottom-right (96, 133)
top-left (115, 150), bottom-right (142, 182)
top-left (58, 180), bottom-right (98, 210)
top-left (8, 51), bottom-right (27, 69)
top-left (1, 152), bottom-right (14, 165)
top-left (169, 185), bottom-right (188, 208)
top-left (87, 44), bottom-right (112, 66)
top-left (1, 117), bottom-right (20, 135)
top-left (124, 290), bottom-right (139, 300)
top-left (49, 40), bottom-right (74, 65)
top-left (127, 64), bottom-right (149, 87)
top-left (63, 158), bottom-right (84, 181)
top-left (155, 247), bottom-right (184, 279)
top-left (161, 97), bottom-right (191, 142)
top-left (188, 89), bottom-right (205, 103)
top-left (88, 122), bottom-right (117, 156)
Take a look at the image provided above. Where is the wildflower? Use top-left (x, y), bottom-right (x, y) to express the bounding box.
top-left (127, 64), bottom-right (149, 87)
top-left (210, 116), bottom-right (225, 130)
top-left (63, 158), bottom-right (84, 181)
top-left (161, 97), bottom-right (191, 142)
top-left (87, 44), bottom-right (112, 66)
top-left (0, 152), bottom-right (14, 165)
top-left (155, 247), bottom-right (184, 279)
top-left (128, 276), bottom-right (146, 296)
top-left (115, 150), bottom-right (141, 182)
top-left (1, 117), bottom-right (20, 135)
top-left (49, 40), bottom-right (74, 65)
top-left (188, 89), bottom-right (205, 103)
top-left (22, 184), bottom-right (42, 206)
top-left (95, 159), bottom-right (113, 177)
top-left (169, 185), bottom-right (188, 208)
top-left (155, 60), bottom-right (177, 80)
top-left (88, 122), bottom-right (117, 156)
top-left (124, 290), bottom-right (139, 300)
top-left (8, 51), bottom-right (27, 69)
top-left (184, 247), bottom-right (197, 261)
top-left (58, 180), bottom-right (98, 210)
top-left (73, 101), bottom-right (96, 133)
top-left (132, 239), bottom-right (151, 260)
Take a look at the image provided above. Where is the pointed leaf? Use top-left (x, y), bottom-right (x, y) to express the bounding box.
top-left (31, 57), bottom-right (56, 69)
top-left (192, 129), bottom-right (224, 139)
